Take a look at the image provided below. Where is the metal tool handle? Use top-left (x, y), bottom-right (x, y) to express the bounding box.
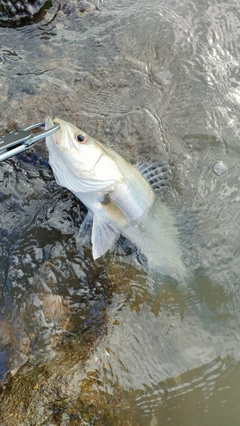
top-left (0, 122), bottom-right (60, 162)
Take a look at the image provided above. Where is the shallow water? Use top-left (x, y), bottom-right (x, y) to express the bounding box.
top-left (1, 0), bottom-right (240, 424)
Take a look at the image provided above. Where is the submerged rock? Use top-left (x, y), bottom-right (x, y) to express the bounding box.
top-left (0, 0), bottom-right (49, 22)
top-left (0, 258), bottom-right (145, 426)
top-left (212, 160), bottom-right (228, 176)
top-left (0, 335), bottom-right (137, 426)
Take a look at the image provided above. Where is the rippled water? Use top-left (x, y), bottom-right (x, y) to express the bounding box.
top-left (1, 0), bottom-right (240, 424)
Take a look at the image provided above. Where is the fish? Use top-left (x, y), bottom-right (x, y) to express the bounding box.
top-left (45, 117), bottom-right (186, 280)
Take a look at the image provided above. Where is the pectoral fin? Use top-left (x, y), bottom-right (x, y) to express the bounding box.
top-left (91, 215), bottom-right (120, 259)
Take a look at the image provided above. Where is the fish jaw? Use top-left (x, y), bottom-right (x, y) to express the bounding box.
top-left (45, 116), bottom-right (73, 188)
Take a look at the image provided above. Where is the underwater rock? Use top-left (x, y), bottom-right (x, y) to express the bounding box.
top-left (0, 0), bottom-right (49, 22)
top-left (212, 160), bottom-right (228, 176)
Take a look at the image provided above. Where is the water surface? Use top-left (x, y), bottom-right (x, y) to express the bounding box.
top-left (1, 0), bottom-right (240, 424)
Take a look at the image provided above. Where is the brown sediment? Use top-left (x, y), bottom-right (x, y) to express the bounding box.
top-left (0, 259), bottom-right (145, 425)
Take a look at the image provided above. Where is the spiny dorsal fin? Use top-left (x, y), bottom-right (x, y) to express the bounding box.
top-left (135, 159), bottom-right (172, 195)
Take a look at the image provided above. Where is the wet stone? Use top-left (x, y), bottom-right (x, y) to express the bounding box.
top-left (78, 0), bottom-right (94, 13)
top-left (33, 247), bottom-right (43, 262)
top-left (41, 169), bottom-right (53, 180)
top-left (212, 160), bottom-right (228, 176)
top-left (0, 0), bottom-right (48, 21)
top-left (26, 169), bottom-right (40, 179)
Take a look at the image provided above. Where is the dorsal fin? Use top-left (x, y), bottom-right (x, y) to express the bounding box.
top-left (135, 159), bottom-right (172, 195)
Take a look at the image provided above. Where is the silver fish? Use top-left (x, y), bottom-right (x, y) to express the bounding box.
top-left (45, 117), bottom-right (186, 279)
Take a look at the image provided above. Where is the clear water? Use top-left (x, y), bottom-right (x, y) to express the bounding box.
top-left (1, 0), bottom-right (240, 423)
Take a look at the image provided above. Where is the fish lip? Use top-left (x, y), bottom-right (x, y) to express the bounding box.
top-left (45, 116), bottom-right (54, 130)
top-left (45, 116), bottom-right (59, 143)
top-left (52, 117), bottom-right (78, 149)
top-left (46, 117), bottom-right (70, 149)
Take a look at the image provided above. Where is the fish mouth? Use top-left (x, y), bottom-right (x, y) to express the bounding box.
top-left (45, 116), bottom-right (59, 144)
top-left (45, 116), bottom-right (54, 131)
top-left (45, 116), bottom-right (73, 149)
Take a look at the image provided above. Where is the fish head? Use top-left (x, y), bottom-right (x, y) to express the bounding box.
top-left (46, 117), bottom-right (104, 175)
top-left (45, 117), bottom-right (123, 193)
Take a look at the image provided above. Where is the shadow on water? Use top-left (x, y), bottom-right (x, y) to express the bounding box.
top-left (1, 0), bottom-right (240, 424)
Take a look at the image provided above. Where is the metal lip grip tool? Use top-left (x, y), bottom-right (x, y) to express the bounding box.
top-left (0, 122), bottom-right (60, 162)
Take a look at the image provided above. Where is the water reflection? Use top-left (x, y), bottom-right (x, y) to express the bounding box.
top-left (1, 0), bottom-right (240, 423)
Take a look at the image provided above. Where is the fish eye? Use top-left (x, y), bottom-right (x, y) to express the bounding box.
top-left (76, 132), bottom-right (87, 143)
